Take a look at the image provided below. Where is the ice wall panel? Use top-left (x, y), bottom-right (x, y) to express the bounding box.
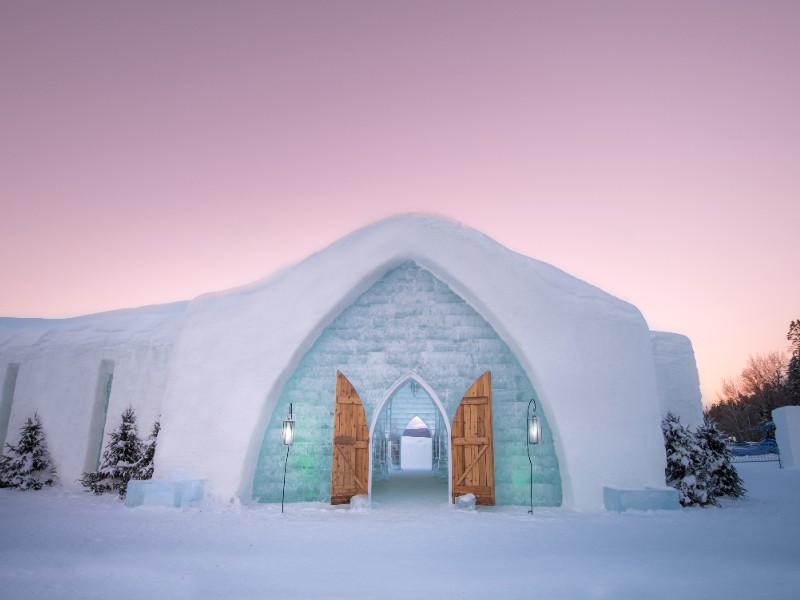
top-left (0, 362), bottom-right (20, 448)
top-left (85, 360), bottom-right (114, 472)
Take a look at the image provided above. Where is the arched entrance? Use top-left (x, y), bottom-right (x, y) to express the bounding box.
top-left (368, 372), bottom-right (451, 503)
top-left (252, 262), bottom-right (562, 508)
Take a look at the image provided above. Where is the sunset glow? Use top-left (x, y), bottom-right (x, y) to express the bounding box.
top-left (1, 1), bottom-right (797, 406)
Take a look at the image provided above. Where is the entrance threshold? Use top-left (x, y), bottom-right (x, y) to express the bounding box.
top-left (370, 471), bottom-right (449, 509)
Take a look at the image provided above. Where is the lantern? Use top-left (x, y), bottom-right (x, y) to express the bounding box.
top-left (282, 404), bottom-right (295, 446)
top-left (528, 407), bottom-right (541, 445)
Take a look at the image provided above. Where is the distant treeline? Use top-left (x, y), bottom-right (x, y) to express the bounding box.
top-left (705, 320), bottom-right (800, 442)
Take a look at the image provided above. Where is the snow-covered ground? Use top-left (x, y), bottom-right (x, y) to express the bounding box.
top-left (1, 464), bottom-right (798, 600)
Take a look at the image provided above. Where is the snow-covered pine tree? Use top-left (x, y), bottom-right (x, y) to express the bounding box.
top-left (0, 413), bottom-right (57, 490)
top-left (135, 419), bottom-right (160, 480)
top-left (662, 412), bottom-right (712, 507)
top-left (80, 406), bottom-right (143, 498)
top-left (697, 417), bottom-right (746, 500)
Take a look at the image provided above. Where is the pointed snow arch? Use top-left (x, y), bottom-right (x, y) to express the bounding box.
top-left (368, 371), bottom-right (452, 499)
top-left (250, 261), bottom-right (562, 507)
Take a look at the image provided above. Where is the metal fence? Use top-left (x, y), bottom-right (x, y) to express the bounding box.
top-left (728, 440), bottom-right (782, 468)
top-left (729, 452), bottom-right (782, 467)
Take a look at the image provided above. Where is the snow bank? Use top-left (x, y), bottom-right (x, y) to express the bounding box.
top-left (1, 463), bottom-right (799, 600)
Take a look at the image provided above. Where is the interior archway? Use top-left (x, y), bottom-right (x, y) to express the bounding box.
top-left (369, 373), bottom-right (450, 505)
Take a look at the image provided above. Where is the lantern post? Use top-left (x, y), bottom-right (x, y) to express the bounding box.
top-left (527, 398), bottom-right (541, 514)
top-left (281, 403), bottom-right (295, 513)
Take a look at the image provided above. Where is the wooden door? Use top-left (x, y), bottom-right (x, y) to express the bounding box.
top-left (451, 371), bottom-right (495, 505)
top-left (330, 371), bottom-right (370, 505)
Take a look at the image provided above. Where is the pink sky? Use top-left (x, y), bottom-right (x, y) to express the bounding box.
top-left (1, 1), bottom-right (798, 406)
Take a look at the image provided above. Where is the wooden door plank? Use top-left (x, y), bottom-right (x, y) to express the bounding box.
top-left (454, 485), bottom-right (493, 496)
top-left (451, 437), bottom-right (489, 446)
top-left (460, 397), bottom-right (489, 405)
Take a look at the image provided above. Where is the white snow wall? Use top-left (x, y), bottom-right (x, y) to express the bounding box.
top-left (251, 263), bottom-right (562, 506)
top-left (650, 332), bottom-right (704, 428)
top-left (0, 304), bottom-right (185, 484)
top-left (773, 406), bottom-right (800, 469)
top-left (155, 215), bottom-right (670, 509)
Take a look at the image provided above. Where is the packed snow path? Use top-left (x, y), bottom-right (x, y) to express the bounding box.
top-left (1, 464), bottom-right (798, 600)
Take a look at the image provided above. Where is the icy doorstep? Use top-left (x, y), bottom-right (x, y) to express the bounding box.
top-left (124, 479), bottom-right (204, 508)
top-left (603, 486), bottom-right (679, 512)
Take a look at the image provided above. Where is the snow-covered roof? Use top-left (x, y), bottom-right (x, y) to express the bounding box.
top-left (0, 301), bottom-right (187, 356)
top-left (154, 214), bottom-right (669, 508)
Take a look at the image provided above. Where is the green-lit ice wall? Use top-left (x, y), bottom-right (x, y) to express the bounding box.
top-left (253, 262), bottom-right (561, 506)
